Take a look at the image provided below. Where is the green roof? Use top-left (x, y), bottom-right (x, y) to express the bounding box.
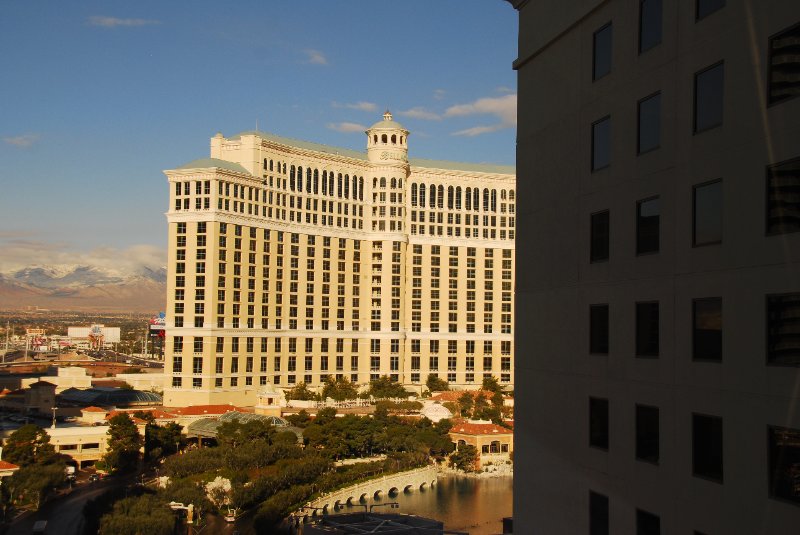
top-left (177, 158), bottom-right (250, 175)
top-left (229, 131), bottom-right (515, 175)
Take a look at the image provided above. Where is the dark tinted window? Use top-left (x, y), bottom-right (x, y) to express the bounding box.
top-left (767, 293), bottom-right (800, 366)
top-left (766, 157), bottom-right (800, 235)
top-left (593, 23), bottom-right (613, 80)
top-left (636, 302), bottom-right (659, 357)
top-left (590, 397), bottom-right (609, 450)
top-left (589, 491), bottom-right (610, 535)
top-left (590, 304), bottom-right (610, 354)
top-left (768, 22), bottom-right (800, 105)
top-left (693, 180), bottom-right (723, 245)
top-left (636, 405), bottom-right (660, 464)
top-left (638, 92), bottom-right (661, 154)
top-left (636, 197), bottom-right (660, 255)
top-left (636, 509), bottom-right (661, 535)
top-left (590, 211), bottom-right (610, 263)
top-left (694, 62), bottom-right (724, 132)
top-left (693, 297), bottom-right (722, 361)
top-left (639, 0), bottom-right (662, 53)
top-left (768, 426), bottom-right (800, 504)
top-left (693, 413), bottom-right (723, 482)
top-left (592, 117), bottom-right (611, 171)
top-left (696, 0), bottom-right (725, 20)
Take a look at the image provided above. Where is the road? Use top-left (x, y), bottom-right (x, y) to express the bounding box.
top-left (6, 475), bottom-right (134, 535)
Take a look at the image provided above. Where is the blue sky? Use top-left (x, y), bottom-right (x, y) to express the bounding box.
top-left (0, 1), bottom-right (517, 272)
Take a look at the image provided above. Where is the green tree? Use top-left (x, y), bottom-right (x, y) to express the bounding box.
top-left (103, 413), bottom-right (143, 473)
top-left (364, 376), bottom-right (412, 399)
top-left (6, 462), bottom-right (66, 509)
top-left (284, 381), bottom-right (319, 401)
top-left (481, 375), bottom-right (502, 393)
top-left (285, 409), bottom-right (312, 428)
top-left (216, 418), bottom-right (273, 448)
top-left (99, 493), bottom-right (175, 535)
top-left (425, 374), bottom-right (450, 392)
top-left (457, 392), bottom-right (474, 417)
top-left (3, 424), bottom-right (57, 466)
top-left (320, 376), bottom-right (359, 401)
top-left (449, 444), bottom-right (479, 472)
top-left (313, 407), bottom-right (337, 426)
top-left (144, 422), bottom-right (183, 460)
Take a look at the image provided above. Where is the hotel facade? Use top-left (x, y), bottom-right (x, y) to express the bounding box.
top-left (509, 1), bottom-right (800, 534)
top-left (162, 112), bottom-right (516, 407)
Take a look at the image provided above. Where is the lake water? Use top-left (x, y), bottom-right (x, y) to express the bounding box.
top-left (210, 474), bottom-right (513, 534)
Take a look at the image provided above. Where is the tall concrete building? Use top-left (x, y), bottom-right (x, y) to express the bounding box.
top-left (509, 1), bottom-right (800, 533)
top-left (162, 112), bottom-right (515, 406)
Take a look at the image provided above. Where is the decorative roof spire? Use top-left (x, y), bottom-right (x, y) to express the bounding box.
top-left (383, 110), bottom-right (393, 121)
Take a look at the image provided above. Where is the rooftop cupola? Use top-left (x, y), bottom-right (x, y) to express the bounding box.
top-left (366, 110), bottom-right (409, 165)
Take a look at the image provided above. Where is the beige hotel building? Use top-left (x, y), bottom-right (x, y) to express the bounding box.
top-left (162, 112), bottom-right (516, 407)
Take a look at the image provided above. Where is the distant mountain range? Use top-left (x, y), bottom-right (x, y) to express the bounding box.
top-left (0, 264), bottom-right (167, 312)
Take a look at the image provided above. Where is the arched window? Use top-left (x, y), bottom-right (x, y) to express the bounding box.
top-left (501, 189), bottom-right (507, 201)
top-left (297, 166), bottom-right (303, 192)
top-left (344, 174), bottom-right (350, 198)
top-left (473, 188), bottom-right (479, 211)
top-left (437, 185), bottom-right (444, 208)
top-left (466, 188), bottom-right (472, 210)
top-left (391, 177), bottom-right (397, 189)
top-left (429, 185), bottom-right (436, 208)
top-left (373, 134), bottom-right (378, 144)
top-left (419, 184), bottom-right (426, 207)
top-left (282, 163), bottom-right (286, 174)
top-left (307, 168), bottom-right (312, 193)
top-left (329, 173), bottom-right (335, 196)
top-left (400, 136), bottom-right (404, 145)
top-left (510, 190), bottom-right (515, 201)
top-left (263, 158), bottom-right (268, 170)
top-left (289, 165), bottom-right (296, 191)
top-left (455, 187), bottom-right (462, 209)
top-left (382, 134), bottom-right (387, 143)
top-left (483, 189), bottom-right (490, 211)
top-left (398, 178), bottom-right (402, 188)
top-left (411, 184), bottom-right (418, 207)
top-left (380, 177), bottom-right (386, 188)
top-left (373, 177), bottom-right (378, 189)
top-left (313, 169), bottom-right (319, 194)
top-left (491, 190), bottom-right (497, 212)
top-left (359, 177), bottom-right (364, 201)
top-left (352, 175), bottom-right (357, 199)
top-left (391, 134), bottom-right (396, 144)
top-left (322, 171), bottom-right (328, 195)
top-left (447, 186), bottom-right (454, 209)
top-left (337, 174), bottom-right (343, 198)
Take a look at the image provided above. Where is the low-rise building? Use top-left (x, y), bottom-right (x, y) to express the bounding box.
top-left (449, 420), bottom-right (513, 469)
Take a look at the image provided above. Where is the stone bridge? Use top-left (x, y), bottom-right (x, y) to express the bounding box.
top-left (298, 465), bottom-right (438, 519)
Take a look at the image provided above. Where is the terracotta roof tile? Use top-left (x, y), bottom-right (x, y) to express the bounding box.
top-left (0, 461), bottom-right (19, 470)
top-left (81, 406), bottom-right (107, 413)
top-left (449, 422), bottom-right (513, 436)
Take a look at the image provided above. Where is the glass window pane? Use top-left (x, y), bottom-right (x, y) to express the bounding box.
top-left (636, 197), bottom-right (660, 255)
top-left (593, 23), bottom-right (612, 80)
top-left (639, 0), bottom-right (662, 53)
top-left (636, 302), bottom-right (659, 357)
top-left (768, 426), bottom-right (800, 504)
top-left (592, 117), bottom-right (611, 170)
top-left (636, 405), bottom-right (660, 464)
top-left (767, 293), bottom-right (800, 366)
top-left (590, 304), bottom-right (610, 354)
top-left (638, 93), bottom-right (661, 153)
top-left (696, 0), bottom-right (725, 20)
top-left (766, 157), bottom-right (800, 235)
top-left (769, 23), bottom-right (800, 105)
top-left (693, 180), bottom-right (723, 245)
top-left (589, 397), bottom-right (609, 449)
top-left (590, 211), bottom-right (610, 263)
top-left (589, 492), bottom-right (609, 535)
top-left (694, 62), bottom-right (724, 132)
top-left (693, 297), bottom-right (722, 361)
top-left (693, 414), bottom-right (724, 482)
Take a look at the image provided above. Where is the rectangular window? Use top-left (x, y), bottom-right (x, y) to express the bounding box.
top-left (591, 116), bottom-right (611, 171)
top-left (636, 509), bottom-right (660, 535)
top-left (768, 22), bottom-right (800, 105)
top-left (693, 297), bottom-right (722, 361)
top-left (636, 197), bottom-right (660, 255)
top-left (635, 405), bottom-right (660, 464)
top-left (590, 304), bottom-right (610, 354)
top-left (589, 491), bottom-right (609, 535)
top-left (693, 413), bottom-right (723, 482)
top-left (766, 157), bottom-right (800, 235)
top-left (636, 302), bottom-right (659, 357)
top-left (696, 0), bottom-right (725, 20)
top-left (590, 397), bottom-right (609, 450)
top-left (590, 210), bottom-right (610, 263)
top-left (767, 293), bottom-right (800, 366)
top-left (693, 179), bottom-right (723, 245)
top-left (694, 62), bottom-right (724, 133)
top-left (637, 92), bottom-right (661, 154)
top-left (593, 23), bottom-right (612, 80)
top-left (638, 0), bottom-right (662, 53)
top-left (768, 425), bottom-right (800, 504)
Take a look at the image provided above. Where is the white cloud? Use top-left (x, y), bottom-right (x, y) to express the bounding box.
top-left (326, 122), bottom-right (367, 133)
top-left (495, 86), bottom-right (514, 94)
top-left (433, 89), bottom-right (446, 100)
top-left (397, 107), bottom-right (441, 121)
top-left (0, 238), bottom-right (165, 275)
top-left (2, 134), bottom-right (39, 148)
top-left (332, 101), bottom-right (377, 112)
top-left (88, 16), bottom-right (161, 28)
top-left (305, 49), bottom-right (328, 65)
top-left (445, 94), bottom-right (517, 136)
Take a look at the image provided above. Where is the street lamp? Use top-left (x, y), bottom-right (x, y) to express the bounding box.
top-left (50, 406), bottom-right (57, 429)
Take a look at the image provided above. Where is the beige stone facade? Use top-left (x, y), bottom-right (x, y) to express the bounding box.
top-left (162, 113), bottom-right (515, 406)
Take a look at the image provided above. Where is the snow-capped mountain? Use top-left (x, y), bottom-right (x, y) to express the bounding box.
top-left (0, 264), bottom-right (167, 312)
